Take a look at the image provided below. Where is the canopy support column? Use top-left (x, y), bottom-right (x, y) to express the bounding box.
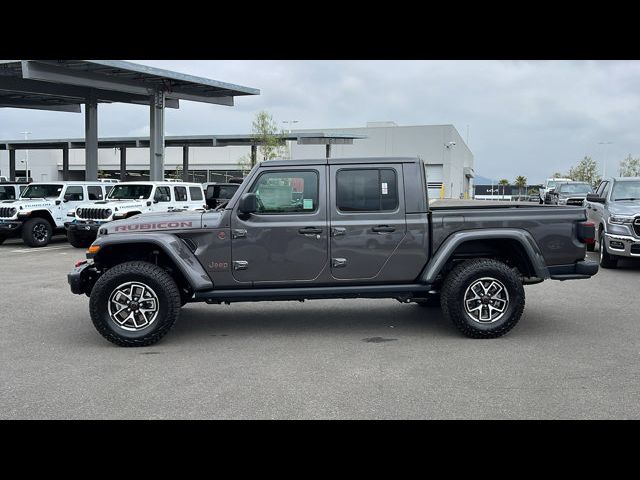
top-left (120, 147), bottom-right (127, 181)
top-left (149, 90), bottom-right (165, 181)
top-left (182, 146), bottom-right (189, 181)
top-left (84, 91), bottom-right (98, 181)
top-left (62, 145), bottom-right (69, 181)
top-left (9, 149), bottom-right (16, 181)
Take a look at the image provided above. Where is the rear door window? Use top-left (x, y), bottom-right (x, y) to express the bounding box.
top-left (88, 186), bottom-right (104, 200)
top-left (189, 186), bottom-right (203, 201)
top-left (336, 168), bottom-right (398, 212)
top-left (154, 186), bottom-right (171, 202)
top-left (174, 186), bottom-right (187, 201)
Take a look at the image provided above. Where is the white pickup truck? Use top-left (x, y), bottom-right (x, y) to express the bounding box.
top-left (0, 182), bottom-right (112, 247)
top-left (65, 181), bottom-right (206, 248)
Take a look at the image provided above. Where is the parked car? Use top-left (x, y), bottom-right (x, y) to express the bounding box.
top-left (545, 181), bottom-right (593, 206)
top-left (69, 156), bottom-right (598, 347)
top-left (0, 182), bottom-right (29, 201)
top-left (585, 177), bottom-right (640, 268)
top-left (540, 177), bottom-right (572, 204)
top-left (202, 180), bottom-right (243, 209)
top-left (0, 182), bottom-right (111, 247)
top-left (65, 181), bottom-right (206, 247)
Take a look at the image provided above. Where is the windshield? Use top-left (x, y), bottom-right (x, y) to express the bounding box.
top-left (21, 184), bottom-right (63, 199)
top-left (558, 183), bottom-right (592, 194)
top-left (547, 181), bottom-right (558, 189)
top-left (611, 180), bottom-right (640, 201)
top-left (0, 186), bottom-right (17, 200)
top-left (107, 184), bottom-right (153, 200)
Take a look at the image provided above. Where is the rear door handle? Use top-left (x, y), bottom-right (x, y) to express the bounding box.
top-left (299, 227), bottom-right (323, 235)
top-left (372, 225), bottom-right (395, 233)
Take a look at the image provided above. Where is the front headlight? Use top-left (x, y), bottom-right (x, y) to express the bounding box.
top-left (9, 207), bottom-right (17, 216)
top-left (609, 215), bottom-right (635, 224)
top-left (105, 209), bottom-right (112, 217)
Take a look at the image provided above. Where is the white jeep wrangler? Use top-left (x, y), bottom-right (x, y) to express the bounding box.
top-left (65, 181), bottom-right (206, 248)
top-left (0, 182), bottom-right (111, 247)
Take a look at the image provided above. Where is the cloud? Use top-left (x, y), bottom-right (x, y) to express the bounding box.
top-left (1, 60), bottom-right (639, 183)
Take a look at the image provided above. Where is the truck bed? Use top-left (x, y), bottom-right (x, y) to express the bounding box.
top-left (429, 199), bottom-right (589, 266)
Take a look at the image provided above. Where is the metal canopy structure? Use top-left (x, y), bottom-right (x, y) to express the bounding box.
top-left (0, 60), bottom-right (260, 180)
top-left (0, 133), bottom-right (366, 181)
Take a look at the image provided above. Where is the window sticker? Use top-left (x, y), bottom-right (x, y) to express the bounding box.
top-left (381, 182), bottom-right (388, 195)
top-left (303, 198), bottom-right (314, 210)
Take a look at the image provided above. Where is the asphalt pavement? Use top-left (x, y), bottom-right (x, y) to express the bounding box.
top-left (1, 236), bottom-right (639, 419)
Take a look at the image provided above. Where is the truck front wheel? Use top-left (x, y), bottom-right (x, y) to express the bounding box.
top-left (22, 217), bottom-right (53, 247)
top-left (89, 261), bottom-right (182, 347)
top-left (440, 258), bottom-right (525, 338)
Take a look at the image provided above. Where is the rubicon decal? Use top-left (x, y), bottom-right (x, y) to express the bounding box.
top-left (114, 221), bottom-right (193, 232)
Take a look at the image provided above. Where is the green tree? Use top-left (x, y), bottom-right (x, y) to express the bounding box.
top-left (514, 175), bottom-right (527, 199)
top-left (237, 110), bottom-right (289, 171)
top-left (552, 172), bottom-right (563, 178)
top-left (619, 154), bottom-right (640, 177)
top-left (567, 156), bottom-right (601, 187)
top-left (498, 179), bottom-right (509, 200)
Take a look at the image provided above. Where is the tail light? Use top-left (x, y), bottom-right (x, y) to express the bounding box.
top-left (578, 221), bottom-right (595, 245)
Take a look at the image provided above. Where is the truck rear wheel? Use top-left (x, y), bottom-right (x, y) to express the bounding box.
top-left (22, 217), bottom-right (53, 247)
top-left (89, 261), bottom-right (181, 347)
top-left (0, 235), bottom-right (5, 245)
top-left (67, 229), bottom-right (94, 248)
top-left (440, 258), bottom-right (525, 338)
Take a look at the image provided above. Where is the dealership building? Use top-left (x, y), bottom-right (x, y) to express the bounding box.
top-left (0, 122), bottom-right (474, 199)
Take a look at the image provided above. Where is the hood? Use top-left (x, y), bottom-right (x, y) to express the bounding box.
top-left (558, 192), bottom-right (589, 198)
top-left (102, 210), bottom-right (213, 235)
top-left (10, 199), bottom-right (54, 209)
top-left (78, 200), bottom-right (147, 210)
top-left (608, 201), bottom-right (640, 216)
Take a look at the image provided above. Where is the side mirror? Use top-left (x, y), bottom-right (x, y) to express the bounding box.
top-left (238, 193), bottom-right (258, 215)
top-left (586, 193), bottom-right (605, 204)
top-left (55, 200), bottom-right (61, 206)
top-left (63, 195), bottom-right (70, 202)
top-left (147, 201), bottom-right (152, 206)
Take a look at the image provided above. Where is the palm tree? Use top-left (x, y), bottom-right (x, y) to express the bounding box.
top-left (514, 175), bottom-right (527, 200)
top-left (498, 179), bottom-right (509, 200)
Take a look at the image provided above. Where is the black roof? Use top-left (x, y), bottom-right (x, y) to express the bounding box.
top-left (262, 156), bottom-right (420, 167)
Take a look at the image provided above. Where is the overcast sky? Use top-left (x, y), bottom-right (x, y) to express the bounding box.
top-left (1, 60), bottom-right (638, 184)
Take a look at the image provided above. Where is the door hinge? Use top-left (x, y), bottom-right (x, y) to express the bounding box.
top-left (232, 229), bottom-right (247, 239)
top-left (233, 260), bottom-right (249, 270)
top-left (332, 258), bottom-right (347, 268)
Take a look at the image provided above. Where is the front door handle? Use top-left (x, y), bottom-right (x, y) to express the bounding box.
top-left (372, 225), bottom-right (395, 233)
top-left (299, 227), bottom-right (323, 235)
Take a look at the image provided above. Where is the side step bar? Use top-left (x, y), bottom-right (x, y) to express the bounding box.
top-left (193, 283), bottom-right (432, 303)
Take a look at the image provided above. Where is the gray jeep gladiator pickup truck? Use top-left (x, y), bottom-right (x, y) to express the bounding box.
top-left (68, 157), bottom-right (598, 346)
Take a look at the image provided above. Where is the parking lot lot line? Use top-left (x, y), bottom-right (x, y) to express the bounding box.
top-left (9, 246), bottom-right (73, 253)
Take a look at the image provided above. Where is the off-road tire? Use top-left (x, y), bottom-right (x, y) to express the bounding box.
top-left (598, 230), bottom-right (618, 269)
top-left (22, 217), bottom-right (53, 247)
top-left (440, 258), bottom-right (525, 338)
top-left (586, 241), bottom-right (595, 252)
top-left (414, 295), bottom-right (441, 308)
top-left (89, 261), bottom-right (181, 347)
top-left (67, 229), bottom-right (94, 248)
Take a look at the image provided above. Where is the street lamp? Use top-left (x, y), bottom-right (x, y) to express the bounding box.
top-left (598, 141), bottom-right (613, 178)
top-left (19, 131), bottom-right (32, 180)
top-left (282, 120), bottom-right (299, 160)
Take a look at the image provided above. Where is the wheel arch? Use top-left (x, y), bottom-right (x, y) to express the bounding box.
top-left (25, 210), bottom-right (56, 228)
top-left (91, 234), bottom-right (213, 293)
top-left (420, 229), bottom-right (549, 285)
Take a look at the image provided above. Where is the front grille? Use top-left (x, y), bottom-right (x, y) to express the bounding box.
top-left (0, 206), bottom-right (15, 218)
top-left (77, 207), bottom-right (111, 220)
top-left (634, 220), bottom-right (640, 237)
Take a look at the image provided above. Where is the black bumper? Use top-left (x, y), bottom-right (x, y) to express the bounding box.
top-left (0, 220), bottom-right (23, 235)
top-left (68, 262), bottom-right (98, 295)
top-left (548, 259), bottom-right (599, 280)
top-left (65, 222), bottom-right (100, 236)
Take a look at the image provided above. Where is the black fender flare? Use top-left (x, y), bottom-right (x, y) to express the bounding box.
top-left (420, 228), bottom-right (549, 284)
top-left (90, 232), bottom-right (213, 291)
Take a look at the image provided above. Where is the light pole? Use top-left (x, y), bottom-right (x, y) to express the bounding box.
top-left (282, 120), bottom-right (299, 160)
top-left (598, 141), bottom-right (613, 178)
top-left (19, 131), bottom-right (32, 180)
